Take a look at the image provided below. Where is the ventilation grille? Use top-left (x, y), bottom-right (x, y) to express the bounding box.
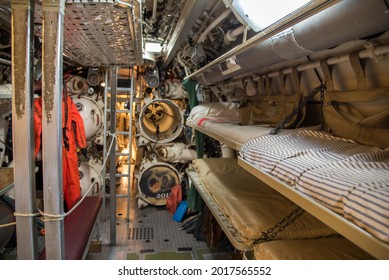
top-left (219, 56), bottom-right (241, 75)
top-left (128, 227), bottom-right (154, 240)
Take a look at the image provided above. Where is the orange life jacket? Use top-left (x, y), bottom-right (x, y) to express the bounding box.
top-left (34, 95), bottom-right (87, 209)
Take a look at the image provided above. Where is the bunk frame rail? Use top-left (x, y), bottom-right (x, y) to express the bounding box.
top-left (187, 123), bottom-right (244, 151)
top-left (186, 167), bottom-right (254, 251)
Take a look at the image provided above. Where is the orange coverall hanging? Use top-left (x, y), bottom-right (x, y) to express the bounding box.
top-left (34, 91), bottom-right (87, 209)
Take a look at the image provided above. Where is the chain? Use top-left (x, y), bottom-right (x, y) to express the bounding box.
top-left (270, 83), bottom-right (326, 135)
top-left (319, 87), bottom-right (325, 130)
top-left (254, 206), bottom-right (306, 243)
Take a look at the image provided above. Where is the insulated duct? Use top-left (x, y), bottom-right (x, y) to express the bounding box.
top-left (197, 0), bottom-right (389, 85)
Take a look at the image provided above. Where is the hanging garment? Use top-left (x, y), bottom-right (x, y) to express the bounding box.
top-left (34, 95), bottom-right (87, 209)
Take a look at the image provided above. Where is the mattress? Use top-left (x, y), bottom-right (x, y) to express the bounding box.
top-left (186, 102), bottom-right (241, 126)
top-left (192, 158), bottom-right (337, 243)
top-left (187, 102), bottom-right (305, 150)
top-left (240, 129), bottom-right (389, 244)
top-left (253, 237), bottom-right (374, 260)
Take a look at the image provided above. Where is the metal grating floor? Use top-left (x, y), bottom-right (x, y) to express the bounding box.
top-left (128, 227), bottom-right (154, 241)
top-left (124, 204), bottom-right (207, 254)
top-left (87, 174), bottom-right (210, 260)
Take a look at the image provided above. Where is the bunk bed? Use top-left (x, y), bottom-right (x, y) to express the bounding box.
top-left (239, 129), bottom-right (389, 259)
top-left (186, 158), bottom-right (338, 250)
top-left (186, 86), bottom-right (389, 259)
top-left (186, 158), bottom-right (374, 259)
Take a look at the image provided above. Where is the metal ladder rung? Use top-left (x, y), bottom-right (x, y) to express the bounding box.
top-left (116, 131), bottom-right (130, 135)
top-left (105, 171), bottom-right (130, 177)
top-left (104, 66), bottom-right (135, 245)
top-left (107, 109), bottom-right (131, 113)
top-left (107, 87), bottom-right (132, 91)
top-left (105, 194), bottom-right (128, 198)
top-left (116, 152), bottom-right (130, 156)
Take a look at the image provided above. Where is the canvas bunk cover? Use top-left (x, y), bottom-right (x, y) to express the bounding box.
top-left (191, 158), bottom-right (337, 247)
top-left (253, 237), bottom-right (374, 260)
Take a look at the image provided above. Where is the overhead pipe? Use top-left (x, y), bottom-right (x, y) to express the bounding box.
top-left (223, 43), bottom-right (389, 88)
top-left (198, 8), bottom-right (232, 44)
top-left (193, 0), bottom-right (221, 42)
top-left (162, 0), bottom-right (209, 68)
top-left (224, 25), bottom-right (246, 45)
top-left (151, 0), bottom-right (157, 23)
top-left (0, 57), bottom-right (11, 65)
top-left (196, 0), bottom-right (389, 85)
top-left (269, 44), bottom-right (389, 78)
top-left (185, 0), bottom-right (341, 82)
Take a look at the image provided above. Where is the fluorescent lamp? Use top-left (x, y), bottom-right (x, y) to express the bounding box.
top-left (145, 42), bottom-right (162, 53)
top-left (231, 0), bottom-right (311, 32)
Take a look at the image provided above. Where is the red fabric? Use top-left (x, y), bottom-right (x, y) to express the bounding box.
top-left (166, 184), bottom-right (182, 214)
top-left (34, 95), bottom-right (87, 209)
top-left (34, 98), bottom-right (43, 159)
top-left (196, 117), bottom-right (237, 127)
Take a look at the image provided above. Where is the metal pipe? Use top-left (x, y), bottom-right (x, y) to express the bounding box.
top-left (185, 0), bottom-right (341, 82)
top-left (222, 44), bottom-right (389, 87)
top-left (0, 58), bottom-right (11, 65)
top-left (102, 67), bottom-right (109, 221)
top-left (198, 8), bottom-right (232, 43)
top-left (224, 25), bottom-right (246, 45)
top-left (194, 0), bottom-right (389, 85)
top-left (162, 0), bottom-right (208, 68)
top-left (109, 66), bottom-right (118, 246)
top-left (126, 67), bottom-right (135, 223)
top-left (113, 0), bottom-right (134, 9)
top-left (193, 0), bottom-right (221, 42)
top-left (151, 0), bottom-right (157, 23)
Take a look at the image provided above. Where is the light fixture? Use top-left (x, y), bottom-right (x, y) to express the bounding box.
top-left (145, 42), bottom-right (163, 53)
top-left (230, 0), bottom-right (311, 32)
top-left (113, 0), bottom-right (134, 9)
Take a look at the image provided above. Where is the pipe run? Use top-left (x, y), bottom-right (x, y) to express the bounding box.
top-left (195, 0), bottom-right (389, 85)
top-left (223, 43), bottom-right (389, 88)
top-left (198, 8), bottom-right (232, 44)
